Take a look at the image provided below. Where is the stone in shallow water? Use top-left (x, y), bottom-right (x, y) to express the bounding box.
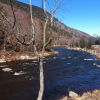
top-left (53, 57), bottom-right (57, 59)
top-left (2, 68), bottom-right (12, 72)
top-left (95, 65), bottom-right (100, 67)
top-left (32, 60), bottom-right (38, 63)
top-left (13, 71), bottom-right (26, 76)
top-left (68, 56), bottom-right (71, 59)
top-left (93, 63), bottom-right (100, 67)
top-left (93, 63), bottom-right (96, 66)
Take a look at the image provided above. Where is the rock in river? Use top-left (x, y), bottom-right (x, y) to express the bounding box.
top-left (2, 68), bottom-right (12, 72)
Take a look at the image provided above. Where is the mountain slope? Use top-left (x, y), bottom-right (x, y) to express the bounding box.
top-left (0, 0), bottom-right (92, 51)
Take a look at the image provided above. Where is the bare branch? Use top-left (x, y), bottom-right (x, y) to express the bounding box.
top-left (43, 18), bottom-right (49, 47)
top-left (46, 0), bottom-right (52, 13)
top-left (15, 27), bottom-right (34, 46)
top-left (54, 0), bottom-right (63, 12)
top-left (50, 0), bottom-right (58, 26)
top-left (15, 0), bottom-right (38, 56)
top-left (0, 11), bottom-right (12, 27)
top-left (30, 0), bottom-right (38, 56)
top-left (45, 36), bottom-right (52, 48)
top-left (10, 0), bottom-right (16, 28)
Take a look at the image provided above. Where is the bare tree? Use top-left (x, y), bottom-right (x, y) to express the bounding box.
top-left (15, 0), bottom-right (63, 100)
top-left (0, 0), bottom-right (16, 59)
top-left (0, 0), bottom-right (63, 100)
top-left (37, 0), bottom-right (63, 100)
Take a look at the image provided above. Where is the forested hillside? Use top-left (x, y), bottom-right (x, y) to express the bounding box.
top-left (0, 0), bottom-right (93, 52)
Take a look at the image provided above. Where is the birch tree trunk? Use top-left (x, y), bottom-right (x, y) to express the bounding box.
top-left (37, 18), bottom-right (48, 99)
top-left (30, 0), bottom-right (38, 56)
top-left (37, 0), bottom-right (59, 99)
top-left (37, 56), bottom-right (44, 100)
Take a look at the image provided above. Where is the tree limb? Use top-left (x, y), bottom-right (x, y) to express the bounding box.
top-left (10, 0), bottom-right (16, 28)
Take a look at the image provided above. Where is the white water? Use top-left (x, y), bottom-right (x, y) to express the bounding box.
top-left (84, 59), bottom-right (98, 61)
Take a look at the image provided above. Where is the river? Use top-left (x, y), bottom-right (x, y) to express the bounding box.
top-left (0, 47), bottom-right (100, 100)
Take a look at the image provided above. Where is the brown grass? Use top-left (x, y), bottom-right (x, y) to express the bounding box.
top-left (86, 46), bottom-right (100, 59)
top-left (67, 46), bottom-right (100, 59)
top-left (59, 90), bottom-right (100, 100)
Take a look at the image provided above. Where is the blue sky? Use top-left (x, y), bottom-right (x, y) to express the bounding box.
top-left (17, 0), bottom-right (100, 36)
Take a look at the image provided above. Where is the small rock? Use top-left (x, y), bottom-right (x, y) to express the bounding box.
top-left (13, 71), bottom-right (26, 76)
top-left (68, 56), bottom-right (71, 59)
top-left (69, 91), bottom-right (79, 98)
top-left (96, 65), bottom-right (100, 67)
top-left (44, 52), bottom-right (51, 57)
top-left (2, 68), bottom-right (12, 72)
top-left (93, 63), bottom-right (96, 66)
top-left (20, 55), bottom-right (30, 59)
top-left (54, 51), bottom-right (59, 54)
top-left (53, 57), bottom-right (57, 59)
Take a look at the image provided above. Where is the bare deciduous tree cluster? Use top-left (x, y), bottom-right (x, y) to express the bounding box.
top-left (0, 0), bottom-right (63, 100)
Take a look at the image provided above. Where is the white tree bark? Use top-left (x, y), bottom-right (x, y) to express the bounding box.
top-left (30, 0), bottom-right (38, 56)
top-left (37, 0), bottom-right (47, 99)
top-left (37, 56), bottom-right (44, 100)
top-left (37, 0), bottom-right (61, 100)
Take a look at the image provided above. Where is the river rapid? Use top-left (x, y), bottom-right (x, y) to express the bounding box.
top-left (0, 47), bottom-right (100, 100)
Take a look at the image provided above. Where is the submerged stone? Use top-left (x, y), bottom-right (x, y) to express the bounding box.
top-left (2, 68), bottom-right (12, 72)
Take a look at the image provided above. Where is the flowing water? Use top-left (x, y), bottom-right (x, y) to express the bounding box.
top-left (0, 47), bottom-right (100, 100)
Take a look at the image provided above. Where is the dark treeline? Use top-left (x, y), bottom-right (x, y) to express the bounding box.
top-left (70, 37), bottom-right (100, 49)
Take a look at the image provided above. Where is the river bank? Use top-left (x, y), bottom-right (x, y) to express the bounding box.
top-left (53, 45), bottom-right (100, 59)
top-left (0, 50), bottom-right (59, 63)
top-left (59, 89), bottom-right (100, 100)
top-left (67, 46), bottom-right (100, 59)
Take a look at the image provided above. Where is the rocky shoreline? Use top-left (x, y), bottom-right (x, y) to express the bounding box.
top-left (0, 50), bottom-right (58, 72)
top-left (0, 50), bottom-right (59, 63)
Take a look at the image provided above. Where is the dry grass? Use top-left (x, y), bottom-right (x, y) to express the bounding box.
top-left (80, 90), bottom-right (100, 100)
top-left (68, 46), bottom-right (100, 59)
top-left (0, 50), bottom-right (58, 63)
top-left (86, 46), bottom-right (100, 59)
top-left (59, 90), bottom-right (100, 100)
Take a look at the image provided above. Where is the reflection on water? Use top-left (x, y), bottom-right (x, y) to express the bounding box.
top-left (0, 47), bottom-right (100, 100)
